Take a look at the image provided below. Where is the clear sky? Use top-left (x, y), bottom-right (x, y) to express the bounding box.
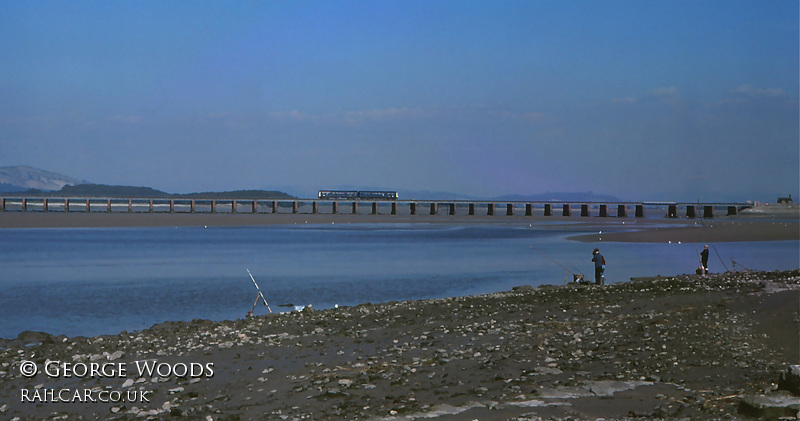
top-left (1, 0), bottom-right (797, 201)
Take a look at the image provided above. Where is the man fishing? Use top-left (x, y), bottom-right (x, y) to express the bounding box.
top-left (591, 248), bottom-right (605, 285)
top-left (700, 245), bottom-right (709, 274)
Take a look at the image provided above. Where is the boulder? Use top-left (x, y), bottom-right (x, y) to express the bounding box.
top-left (15, 331), bottom-right (53, 346)
top-left (778, 365), bottom-right (800, 396)
top-left (738, 392), bottom-right (800, 419)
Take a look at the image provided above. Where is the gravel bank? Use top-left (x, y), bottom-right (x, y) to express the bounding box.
top-left (1, 270), bottom-right (798, 420)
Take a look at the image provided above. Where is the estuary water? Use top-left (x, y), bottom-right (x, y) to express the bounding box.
top-left (0, 222), bottom-right (797, 339)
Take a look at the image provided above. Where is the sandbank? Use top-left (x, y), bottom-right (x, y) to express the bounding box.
top-left (1, 211), bottom-right (798, 243)
top-left (569, 220), bottom-right (799, 243)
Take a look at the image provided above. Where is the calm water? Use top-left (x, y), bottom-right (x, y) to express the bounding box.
top-left (0, 222), bottom-right (797, 339)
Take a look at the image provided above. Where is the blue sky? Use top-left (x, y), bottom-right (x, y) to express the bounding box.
top-left (1, 1), bottom-right (797, 201)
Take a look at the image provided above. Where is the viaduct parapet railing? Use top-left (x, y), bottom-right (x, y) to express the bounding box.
top-left (0, 197), bottom-right (751, 218)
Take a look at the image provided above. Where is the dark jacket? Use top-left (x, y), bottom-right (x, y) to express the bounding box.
top-left (592, 253), bottom-right (604, 268)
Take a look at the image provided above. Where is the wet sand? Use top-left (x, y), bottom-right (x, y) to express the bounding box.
top-left (3, 211), bottom-right (588, 228)
top-left (1, 270), bottom-right (798, 420)
top-left (0, 211), bottom-right (797, 243)
top-left (569, 220), bottom-right (799, 243)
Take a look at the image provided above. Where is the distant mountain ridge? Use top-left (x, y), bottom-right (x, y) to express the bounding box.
top-left (0, 166), bottom-right (88, 192)
top-left (12, 184), bottom-right (296, 199)
top-left (0, 166), bottom-right (295, 199)
top-left (0, 166), bottom-right (620, 202)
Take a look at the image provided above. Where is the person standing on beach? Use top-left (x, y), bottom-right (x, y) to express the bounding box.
top-left (700, 245), bottom-right (709, 274)
top-left (591, 248), bottom-right (605, 285)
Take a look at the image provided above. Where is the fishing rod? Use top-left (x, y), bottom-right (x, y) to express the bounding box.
top-left (529, 245), bottom-right (585, 284)
top-left (711, 245), bottom-right (730, 272)
top-left (730, 258), bottom-right (753, 272)
top-left (696, 242), bottom-right (731, 273)
top-left (246, 268), bottom-right (272, 315)
top-left (695, 216), bottom-right (731, 273)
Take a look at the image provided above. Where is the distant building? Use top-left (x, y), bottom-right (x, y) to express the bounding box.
top-left (777, 194), bottom-right (793, 204)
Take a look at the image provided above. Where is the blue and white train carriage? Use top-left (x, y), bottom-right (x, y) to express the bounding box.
top-left (318, 190), bottom-right (398, 200)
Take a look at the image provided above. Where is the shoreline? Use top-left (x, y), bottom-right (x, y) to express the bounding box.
top-left (0, 211), bottom-right (797, 243)
top-left (1, 269), bottom-right (797, 419)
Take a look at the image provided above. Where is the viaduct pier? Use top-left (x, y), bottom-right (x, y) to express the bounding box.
top-left (0, 197), bottom-right (750, 219)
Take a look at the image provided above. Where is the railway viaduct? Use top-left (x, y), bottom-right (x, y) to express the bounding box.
top-left (0, 197), bottom-right (749, 218)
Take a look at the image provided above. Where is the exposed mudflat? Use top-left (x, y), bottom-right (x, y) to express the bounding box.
top-left (568, 220), bottom-right (799, 243)
top-left (1, 270), bottom-right (798, 420)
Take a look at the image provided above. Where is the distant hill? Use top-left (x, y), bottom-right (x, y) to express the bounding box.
top-left (179, 190), bottom-right (295, 200)
top-left (0, 166), bottom-right (295, 198)
top-left (0, 182), bottom-right (27, 193)
top-left (10, 183), bottom-right (296, 199)
top-left (26, 184), bottom-right (170, 197)
top-left (0, 166), bottom-right (88, 192)
top-left (0, 166), bottom-right (618, 202)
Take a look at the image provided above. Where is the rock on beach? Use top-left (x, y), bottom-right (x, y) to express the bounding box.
top-left (0, 269), bottom-right (797, 420)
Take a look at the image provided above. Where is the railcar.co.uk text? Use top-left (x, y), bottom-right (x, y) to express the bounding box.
top-left (18, 359), bottom-right (214, 404)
